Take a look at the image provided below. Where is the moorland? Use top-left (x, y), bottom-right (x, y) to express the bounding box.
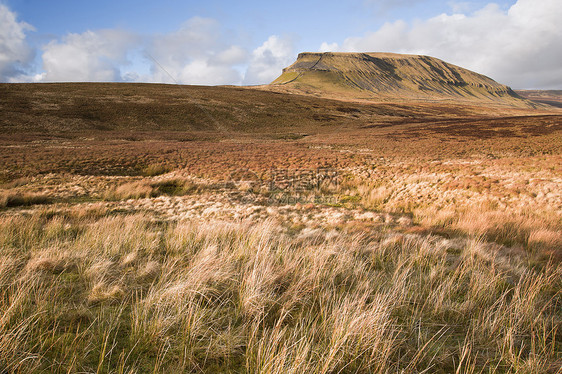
top-left (0, 54), bottom-right (561, 373)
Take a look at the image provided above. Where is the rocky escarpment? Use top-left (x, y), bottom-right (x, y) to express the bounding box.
top-left (271, 52), bottom-right (530, 105)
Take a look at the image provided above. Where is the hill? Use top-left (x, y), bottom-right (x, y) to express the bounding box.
top-left (270, 52), bottom-right (535, 107)
top-left (0, 82), bottom-right (550, 139)
top-left (0, 82), bottom-right (559, 179)
top-left (516, 90), bottom-right (562, 108)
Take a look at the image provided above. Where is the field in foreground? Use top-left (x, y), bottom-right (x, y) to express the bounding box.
top-left (0, 83), bottom-right (561, 373)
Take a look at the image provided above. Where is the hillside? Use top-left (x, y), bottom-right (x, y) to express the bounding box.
top-left (270, 52), bottom-right (535, 106)
top-left (0, 82), bottom-right (560, 179)
top-left (1, 82), bottom-right (545, 138)
top-left (516, 90), bottom-right (562, 108)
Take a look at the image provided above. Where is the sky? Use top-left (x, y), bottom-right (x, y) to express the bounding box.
top-left (0, 0), bottom-right (561, 89)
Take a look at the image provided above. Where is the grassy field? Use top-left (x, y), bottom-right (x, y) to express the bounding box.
top-left (0, 83), bottom-right (561, 373)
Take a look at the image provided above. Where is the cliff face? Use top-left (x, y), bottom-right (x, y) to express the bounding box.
top-left (271, 52), bottom-right (527, 105)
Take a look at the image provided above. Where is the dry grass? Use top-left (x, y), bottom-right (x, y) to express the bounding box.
top-left (103, 177), bottom-right (201, 200)
top-left (0, 82), bottom-right (560, 372)
top-left (346, 155), bottom-right (562, 259)
top-left (0, 191), bottom-right (51, 208)
top-left (0, 211), bottom-right (560, 373)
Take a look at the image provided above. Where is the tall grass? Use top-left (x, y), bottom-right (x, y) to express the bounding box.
top-left (0, 191), bottom-right (50, 208)
top-left (0, 210), bottom-right (560, 373)
top-left (353, 171), bottom-right (561, 259)
top-left (103, 177), bottom-right (200, 200)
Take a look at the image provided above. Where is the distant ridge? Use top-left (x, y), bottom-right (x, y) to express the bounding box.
top-left (270, 52), bottom-right (533, 106)
top-left (515, 90), bottom-right (562, 108)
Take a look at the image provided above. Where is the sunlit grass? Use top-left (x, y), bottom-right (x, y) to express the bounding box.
top-left (0, 211), bottom-right (560, 373)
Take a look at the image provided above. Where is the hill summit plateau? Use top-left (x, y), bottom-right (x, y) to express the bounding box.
top-left (271, 52), bottom-right (529, 106)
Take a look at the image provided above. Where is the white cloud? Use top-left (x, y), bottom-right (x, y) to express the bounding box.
top-left (447, 1), bottom-right (473, 13)
top-left (27, 15), bottom-right (292, 86)
top-left (41, 29), bottom-right (138, 82)
top-left (0, 4), bottom-right (34, 82)
top-left (243, 35), bottom-right (295, 85)
top-left (147, 24), bottom-right (296, 85)
top-left (146, 17), bottom-right (247, 85)
top-left (324, 0), bottom-right (562, 89)
top-left (319, 42), bottom-right (338, 52)
top-left (216, 45), bottom-right (248, 66)
top-left (177, 59), bottom-right (243, 86)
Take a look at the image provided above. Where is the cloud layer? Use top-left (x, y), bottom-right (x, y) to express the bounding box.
top-left (324, 0), bottom-right (562, 89)
top-left (28, 15), bottom-right (295, 85)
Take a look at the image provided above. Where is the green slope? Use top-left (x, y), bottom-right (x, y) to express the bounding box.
top-left (272, 52), bottom-right (532, 106)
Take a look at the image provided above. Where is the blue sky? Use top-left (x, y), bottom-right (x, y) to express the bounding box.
top-left (1, 0), bottom-right (561, 88)
top-left (8, 1), bottom-right (500, 41)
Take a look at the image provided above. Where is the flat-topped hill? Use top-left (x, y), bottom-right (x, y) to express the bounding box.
top-left (271, 52), bottom-right (534, 106)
